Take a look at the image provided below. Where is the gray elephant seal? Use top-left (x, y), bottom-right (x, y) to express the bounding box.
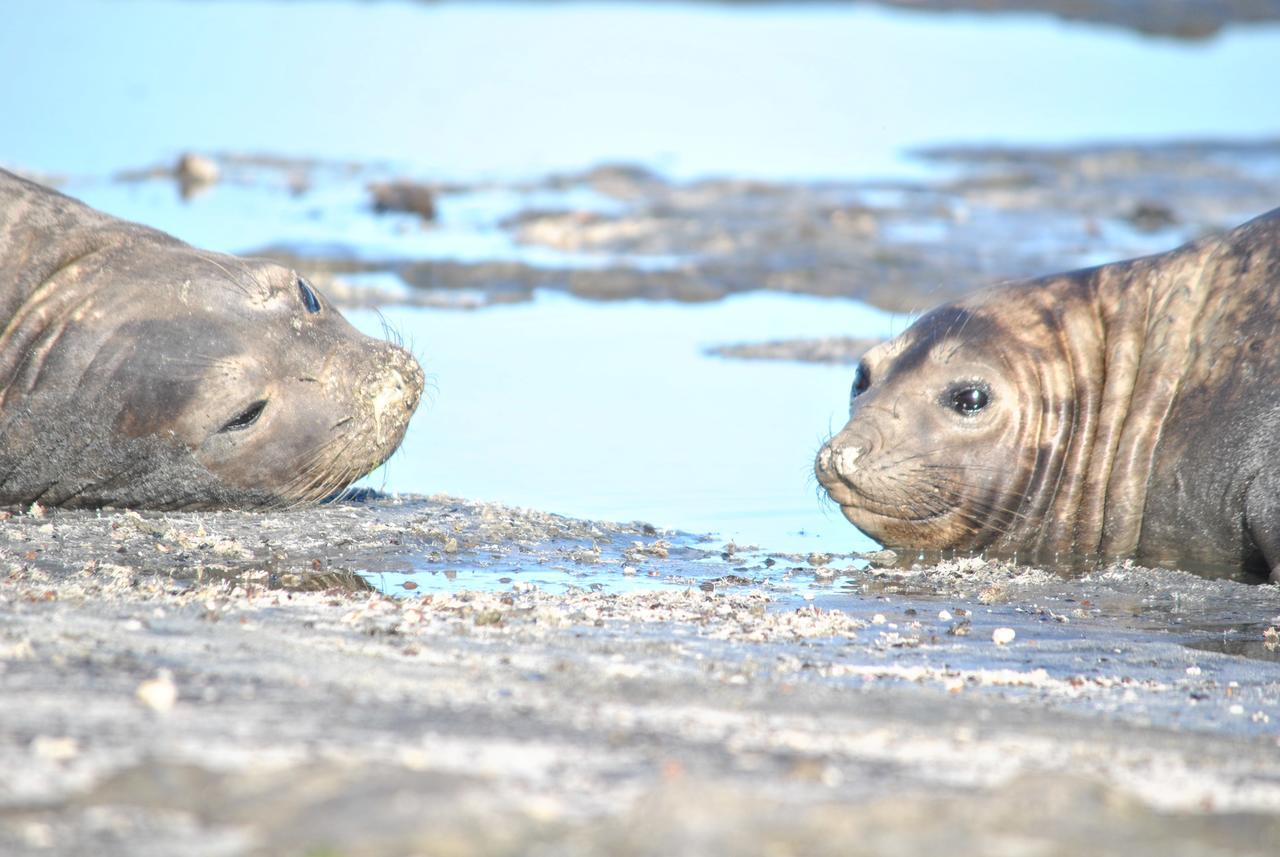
top-left (0, 168), bottom-right (423, 509)
top-left (816, 207), bottom-right (1280, 582)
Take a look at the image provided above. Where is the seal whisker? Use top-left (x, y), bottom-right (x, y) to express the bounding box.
top-left (191, 249), bottom-right (257, 297)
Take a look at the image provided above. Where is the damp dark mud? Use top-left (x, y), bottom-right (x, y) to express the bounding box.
top-left (219, 139), bottom-right (1280, 320)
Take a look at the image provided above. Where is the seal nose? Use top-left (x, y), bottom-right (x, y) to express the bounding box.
top-left (836, 444), bottom-right (866, 474)
top-left (816, 438), bottom-right (867, 484)
top-left (369, 346), bottom-right (424, 444)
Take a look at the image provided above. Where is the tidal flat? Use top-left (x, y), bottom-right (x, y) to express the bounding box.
top-left (0, 497), bottom-right (1278, 855)
top-left (3, 0), bottom-right (1280, 853)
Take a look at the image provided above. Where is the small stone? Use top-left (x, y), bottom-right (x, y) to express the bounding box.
top-left (622, 566), bottom-right (637, 576)
top-left (938, 610), bottom-right (953, 622)
top-left (176, 152), bottom-right (220, 185)
top-left (369, 180), bottom-right (437, 220)
top-left (865, 550), bottom-right (896, 570)
top-left (871, 613), bottom-right (886, 625)
top-left (992, 627), bottom-right (1016, 646)
top-left (1229, 704), bottom-right (1245, 716)
top-left (30, 735), bottom-right (79, 762)
top-left (136, 671), bottom-right (178, 713)
top-left (1185, 665), bottom-right (1202, 676)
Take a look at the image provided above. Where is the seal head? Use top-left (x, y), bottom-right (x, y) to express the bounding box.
top-left (0, 168), bottom-right (423, 509)
top-left (815, 296), bottom-right (1077, 558)
top-left (817, 206), bottom-right (1280, 580)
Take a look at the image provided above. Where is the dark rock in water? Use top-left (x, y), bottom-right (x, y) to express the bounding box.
top-left (369, 180), bottom-right (437, 220)
top-left (1126, 201), bottom-right (1179, 232)
top-left (708, 337), bottom-right (884, 365)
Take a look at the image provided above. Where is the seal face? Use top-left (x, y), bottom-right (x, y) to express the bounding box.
top-left (816, 207), bottom-right (1280, 581)
top-left (0, 168), bottom-right (424, 510)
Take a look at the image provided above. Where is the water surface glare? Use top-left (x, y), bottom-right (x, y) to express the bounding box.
top-left (351, 293), bottom-right (903, 553)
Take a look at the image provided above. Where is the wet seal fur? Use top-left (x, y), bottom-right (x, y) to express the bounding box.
top-left (816, 207), bottom-right (1280, 582)
top-left (0, 168), bottom-right (423, 509)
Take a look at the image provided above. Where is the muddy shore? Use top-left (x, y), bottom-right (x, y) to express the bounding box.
top-left (6, 135), bottom-right (1280, 853)
top-left (1, 496), bottom-right (1278, 855)
top-left (224, 140), bottom-right (1280, 322)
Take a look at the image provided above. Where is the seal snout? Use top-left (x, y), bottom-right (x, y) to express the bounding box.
top-left (815, 433), bottom-right (874, 508)
top-left (368, 347), bottom-right (425, 445)
top-left (817, 436), bottom-right (868, 478)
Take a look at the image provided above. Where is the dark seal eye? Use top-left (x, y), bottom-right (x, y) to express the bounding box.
top-left (297, 276), bottom-right (321, 314)
top-left (951, 387), bottom-right (990, 415)
top-left (851, 363), bottom-right (871, 400)
top-left (219, 399), bottom-right (268, 433)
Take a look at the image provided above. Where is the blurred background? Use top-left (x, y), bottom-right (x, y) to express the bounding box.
top-left (3, 0), bottom-right (1279, 552)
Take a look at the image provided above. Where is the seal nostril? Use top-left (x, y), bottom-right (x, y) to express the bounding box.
top-left (835, 445), bottom-right (866, 474)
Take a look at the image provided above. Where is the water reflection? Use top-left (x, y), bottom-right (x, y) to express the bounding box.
top-left (349, 292), bottom-right (903, 553)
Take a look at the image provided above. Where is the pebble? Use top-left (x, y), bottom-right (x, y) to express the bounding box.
top-left (176, 152), bottom-right (220, 186)
top-left (992, 628), bottom-right (1016, 646)
top-left (136, 671), bottom-right (178, 713)
top-left (30, 735), bottom-right (79, 762)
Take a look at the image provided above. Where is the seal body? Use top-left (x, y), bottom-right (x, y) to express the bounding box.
top-left (815, 207), bottom-right (1280, 581)
top-left (0, 168), bottom-right (423, 509)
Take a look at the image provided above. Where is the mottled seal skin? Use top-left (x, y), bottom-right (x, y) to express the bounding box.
top-left (0, 168), bottom-right (423, 509)
top-left (816, 207), bottom-right (1280, 582)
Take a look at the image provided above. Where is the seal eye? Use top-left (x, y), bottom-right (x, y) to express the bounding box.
top-left (851, 363), bottom-right (871, 400)
top-left (951, 387), bottom-right (990, 415)
top-left (219, 399), bottom-right (268, 433)
top-left (297, 276), bottom-right (321, 314)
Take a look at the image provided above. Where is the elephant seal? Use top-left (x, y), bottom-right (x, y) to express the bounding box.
top-left (815, 206), bottom-right (1280, 582)
top-left (0, 168), bottom-right (423, 510)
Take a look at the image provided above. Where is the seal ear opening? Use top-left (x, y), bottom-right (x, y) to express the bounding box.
top-left (218, 399), bottom-right (268, 433)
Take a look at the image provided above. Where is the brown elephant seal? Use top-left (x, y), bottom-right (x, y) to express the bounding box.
top-left (0, 168), bottom-right (423, 510)
top-left (816, 206), bottom-right (1280, 582)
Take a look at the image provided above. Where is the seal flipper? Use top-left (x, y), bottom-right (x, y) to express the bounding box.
top-left (1243, 469), bottom-right (1280, 583)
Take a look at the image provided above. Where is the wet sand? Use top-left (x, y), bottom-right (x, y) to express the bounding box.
top-left (1, 498), bottom-right (1278, 855)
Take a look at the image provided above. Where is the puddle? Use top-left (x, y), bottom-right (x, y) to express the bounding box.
top-left (347, 292), bottom-right (904, 555)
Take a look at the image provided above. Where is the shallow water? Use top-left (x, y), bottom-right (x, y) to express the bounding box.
top-left (4, 1), bottom-right (1279, 182)
top-left (3, 0), bottom-right (1280, 557)
top-left (349, 293), bottom-right (903, 554)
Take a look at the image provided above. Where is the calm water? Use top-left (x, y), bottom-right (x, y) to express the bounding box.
top-left (3, 0), bottom-right (1279, 553)
top-left (350, 293), bottom-right (903, 554)
top-left (3, 1), bottom-right (1278, 182)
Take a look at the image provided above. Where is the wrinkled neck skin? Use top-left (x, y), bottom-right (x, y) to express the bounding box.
top-left (820, 225), bottom-right (1235, 567)
top-left (1026, 240), bottom-right (1218, 563)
